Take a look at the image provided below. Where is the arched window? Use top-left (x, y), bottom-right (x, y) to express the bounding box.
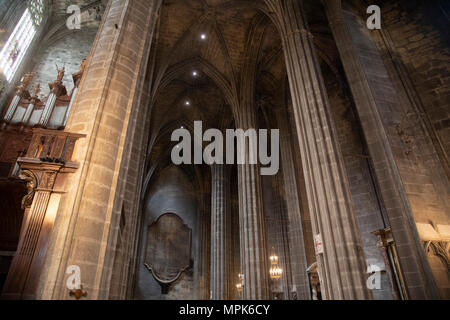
top-left (29, 0), bottom-right (45, 27)
top-left (0, 0), bottom-right (45, 82)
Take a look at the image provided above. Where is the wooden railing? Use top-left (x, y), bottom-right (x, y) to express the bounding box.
top-left (22, 128), bottom-right (85, 169)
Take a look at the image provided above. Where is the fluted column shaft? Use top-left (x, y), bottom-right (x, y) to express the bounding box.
top-left (277, 108), bottom-right (311, 300)
top-left (236, 111), bottom-right (270, 300)
top-left (211, 164), bottom-right (231, 300)
top-left (1, 167), bottom-right (60, 300)
top-left (1, 191), bottom-right (51, 299)
top-left (266, 0), bottom-right (370, 299)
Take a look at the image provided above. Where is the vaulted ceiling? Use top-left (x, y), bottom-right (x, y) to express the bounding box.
top-left (145, 0), bottom-right (342, 180)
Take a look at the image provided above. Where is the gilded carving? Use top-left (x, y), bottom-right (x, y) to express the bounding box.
top-left (19, 170), bottom-right (37, 209)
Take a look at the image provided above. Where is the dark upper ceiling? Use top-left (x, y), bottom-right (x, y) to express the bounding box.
top-left (145, 0), bottom-right (343, 178)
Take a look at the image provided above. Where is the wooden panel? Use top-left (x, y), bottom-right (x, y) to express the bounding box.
top-left (144, 213), bottom-right (191, 285)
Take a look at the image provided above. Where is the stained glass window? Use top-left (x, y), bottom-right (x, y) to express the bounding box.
top-left (29, 0), bottom-right (45, 27)
top-left (0, 0), bottom-right (45, 82)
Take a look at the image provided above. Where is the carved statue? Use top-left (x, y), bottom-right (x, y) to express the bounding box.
top-left (72, 58), bottom-right (87, 88)
top-left (19, 170), bottom-right (37, 209)
top-left (15, 72), bottom-right (34, 98)
top-left (55, 64), bottom-right (65, 82)
top-left (29, 83), bottom-right (41, 105)
top-left (33, 83), bottom-right (41, 97)
top-left (307, 263), bottom-right (322, 300)
top-left (49, 65), bottom-right (67, 96)
top-left (22, 73), bottom-right (34, 87)
top-left (80, 58), bottom-right (87, 73)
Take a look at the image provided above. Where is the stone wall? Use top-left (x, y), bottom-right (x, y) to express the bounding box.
top-left (379, 2), bottom-right (450, 299)
top-left (382, 0), bottom-right (450, 160)
top-left (30, 26), bottom-right (99, 95)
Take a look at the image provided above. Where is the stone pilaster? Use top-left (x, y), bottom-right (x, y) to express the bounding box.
top-left (210, 164), bottom-right (231, 300)
top-left (266, 0), bottom-right (370, 299)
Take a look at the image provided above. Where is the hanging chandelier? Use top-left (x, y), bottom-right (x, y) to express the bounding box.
top-left (269, 250), bottom-right (283, 280)
top-left (236, 273), bottom-right (244, 292)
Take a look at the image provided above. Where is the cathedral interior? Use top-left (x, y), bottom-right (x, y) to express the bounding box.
top-left (0, 0), bottom-right (449, 301)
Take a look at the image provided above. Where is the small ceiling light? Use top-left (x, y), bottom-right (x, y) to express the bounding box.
top-left (185, 100), bottom-right (191, 106)
top-left (200, 33), bottom-right (207, 40)
top-left (192, 71), bottom-right (198, 77)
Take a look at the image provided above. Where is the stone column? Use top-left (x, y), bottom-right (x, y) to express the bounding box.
top-left (276, 106), bottom-right (311, 300)
top-left (323, 0), bottom-right (440, 299)
top-left (199, 190), bottom-right (211, 300)
top-left (266, 0), bottom-right (370, 299)
top-left (210, 164), bottom-right (231, 300)
top-left (236, 111), bottom-right (270, 300)
top-left (234, 14), bottom-right (271, 299)
top-left (35, 0), bottom-right (163, 300)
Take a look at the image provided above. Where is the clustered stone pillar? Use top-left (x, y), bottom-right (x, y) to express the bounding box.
top-left (266, 0), bottom-right (370, 299)
top-left (236, 111), bottom-right (270, 300)
top-left (210, 164), bottom-right (231, 300)
top-left (276, 106), bottom-right (311, 300)
top-left (34, 0), bottom-right (163, 300)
